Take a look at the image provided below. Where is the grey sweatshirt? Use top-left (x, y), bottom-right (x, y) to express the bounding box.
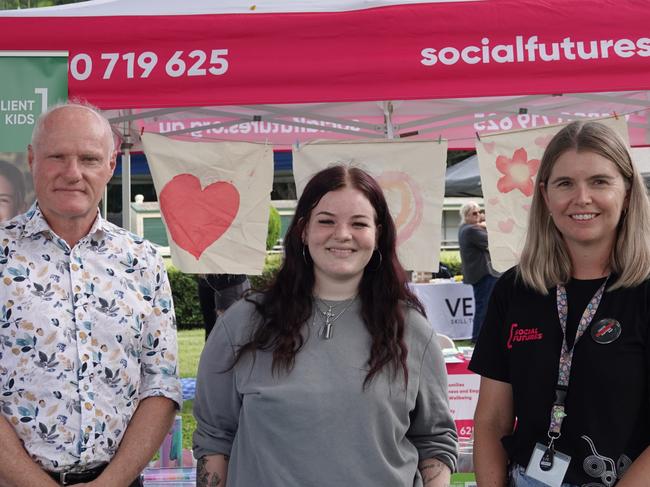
top-left (193, 297), bottom-right (458, 486)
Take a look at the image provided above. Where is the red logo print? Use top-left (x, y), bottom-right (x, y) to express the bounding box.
top-left (507, 323), bottom-right (544, 349)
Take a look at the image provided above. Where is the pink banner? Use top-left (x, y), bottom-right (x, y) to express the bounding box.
top-left (2, 0), bottom-right (650, 109)
top-left (140, 112), bottom-right (648, 150)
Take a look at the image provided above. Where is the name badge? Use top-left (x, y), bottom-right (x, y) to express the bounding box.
top-left (525, 442), bottom-right (571, 487)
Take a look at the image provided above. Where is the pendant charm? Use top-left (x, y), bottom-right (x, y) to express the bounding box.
top-left (314, 295), bottom-right (357, 340)
top-left (540, 445), bottom-right (555, 471)
top-left (322, 322), bottom-right (333, 339)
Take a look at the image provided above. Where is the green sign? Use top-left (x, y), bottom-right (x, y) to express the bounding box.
top-left (0, 52), bottom-right (68, 152)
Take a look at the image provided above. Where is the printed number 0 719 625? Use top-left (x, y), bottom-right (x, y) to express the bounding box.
top-left (70, 49), bottom-right (229, 81)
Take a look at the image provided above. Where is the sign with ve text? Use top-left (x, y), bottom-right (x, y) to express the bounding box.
top-left (0, 52), bottom-right (68, 152)
top-left (409, 282), bottom-right (474, 339)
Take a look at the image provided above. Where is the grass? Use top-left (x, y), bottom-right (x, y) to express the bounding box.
top-left (181, 399), bottom-right (196, 453)
top-left (178, 328), bottom-right (205, 378)
top-left (178, 328), bottom-right (204, 451)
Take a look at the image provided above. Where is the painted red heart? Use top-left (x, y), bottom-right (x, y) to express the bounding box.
top-left (159, 174), bottom-right (240, 259)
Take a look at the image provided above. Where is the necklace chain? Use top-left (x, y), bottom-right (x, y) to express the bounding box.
top-left (313, 295), bottom-right (357, 339)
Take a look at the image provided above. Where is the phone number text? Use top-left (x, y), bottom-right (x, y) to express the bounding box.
top-left (70, 49), bottom-right (229, 81)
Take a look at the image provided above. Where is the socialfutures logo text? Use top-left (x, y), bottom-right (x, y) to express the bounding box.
top-left (421, 36), bottom-right (650, 67)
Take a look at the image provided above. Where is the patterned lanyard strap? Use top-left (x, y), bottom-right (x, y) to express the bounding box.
top-left (548, 278), bottom-right (608, 438)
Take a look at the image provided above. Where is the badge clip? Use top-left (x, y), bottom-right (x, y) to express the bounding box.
top-left (540, 441), bottom-right (555, 471)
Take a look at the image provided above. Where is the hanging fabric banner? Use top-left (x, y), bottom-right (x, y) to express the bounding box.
top-left (475, 118), bottom-right (629, 272)
top-left (141, 133), bottom-right (273, 274)
top-left (293, 139), bottom-right (447, 272)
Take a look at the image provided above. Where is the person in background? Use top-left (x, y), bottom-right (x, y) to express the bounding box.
top-left (197, 273), bottom-right (250, 340)
top-left (458, 201), bottom-right (500, 342)
top-left (193, 165), bottom-right (457, 487)
top-left (0, 103), bottom-right (181, 487)
top-left (470, 121), bottom-right (650, 486)
top-left (0, 159), bottom-right (27, 222)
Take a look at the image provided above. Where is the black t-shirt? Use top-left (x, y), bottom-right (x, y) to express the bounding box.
top-left (469, 268), bottom-right (650, 485)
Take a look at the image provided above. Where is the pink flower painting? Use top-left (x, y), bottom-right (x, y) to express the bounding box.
top-left (495, 148), bottom-right (540, 196)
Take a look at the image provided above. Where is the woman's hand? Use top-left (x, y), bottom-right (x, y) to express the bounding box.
top-left (197, 454), bottom-right (229, 487)
top-left (419, 457), bottom-right (451, 487)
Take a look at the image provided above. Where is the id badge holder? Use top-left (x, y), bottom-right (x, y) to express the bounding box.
top-left (525, 442), bottom-right (571, 487)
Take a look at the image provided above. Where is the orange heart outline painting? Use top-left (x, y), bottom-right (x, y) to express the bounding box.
top-left (159, 174), bottom-right (240, 260)
top-left (376, 171), bottom-right (424, 246)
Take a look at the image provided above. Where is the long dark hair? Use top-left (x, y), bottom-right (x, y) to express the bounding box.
top-left (236, 165), bottom-right (425, 387)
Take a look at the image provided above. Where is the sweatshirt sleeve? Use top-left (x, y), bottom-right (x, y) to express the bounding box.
top-left (192, 316), bottom-right (242, 459)
top-left (406, 314), bottom-right (459, 472)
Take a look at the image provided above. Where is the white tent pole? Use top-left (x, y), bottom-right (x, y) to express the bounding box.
top-left (383, 101), bottom-right (395, 139)
top-left (101, 188), bottom-right (107, 218)
top-left (120, 118), bottom-right (133, 231)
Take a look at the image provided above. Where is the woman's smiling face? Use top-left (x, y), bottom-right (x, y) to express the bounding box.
top-left (542, 149), bottom-right (629, 255)
top-left (303, 186), bottom-right (378, 290)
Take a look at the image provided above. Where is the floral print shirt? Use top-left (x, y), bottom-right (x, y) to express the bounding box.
top-left (0, 205), bottom-right (181, 472)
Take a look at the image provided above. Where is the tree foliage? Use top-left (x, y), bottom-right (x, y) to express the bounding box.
top-left (1, 0), bottom-right (83, 10)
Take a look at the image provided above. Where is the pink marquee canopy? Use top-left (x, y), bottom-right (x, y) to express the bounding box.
top-left (2, 0), bottom-right (650, 149)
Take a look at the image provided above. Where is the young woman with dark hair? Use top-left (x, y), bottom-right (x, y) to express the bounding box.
top-left (193, 165), bottom-right (457, 487)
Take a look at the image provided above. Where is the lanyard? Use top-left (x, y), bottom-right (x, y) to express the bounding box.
top-left (547, 278), bottom-right (608, 439)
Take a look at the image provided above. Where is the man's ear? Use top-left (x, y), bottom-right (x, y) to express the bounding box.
top-left (109, 150), bottom-right (117, 174)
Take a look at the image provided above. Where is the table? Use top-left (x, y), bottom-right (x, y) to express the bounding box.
top-left (410, 281), bottom-right (474, 339)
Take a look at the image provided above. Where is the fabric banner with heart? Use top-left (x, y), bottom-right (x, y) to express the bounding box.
top-left (476, 118), bottom-right (629, 272)
top-left (292, 139), bottom-right (447, 272)
top-left (142, 133), bottom-right (273, 274)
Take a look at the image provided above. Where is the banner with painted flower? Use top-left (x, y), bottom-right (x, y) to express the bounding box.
top-left (292, 140), bottom-right (447, 272)
top-left (141, 133), bottom-right (273, 274)
top-left (476, 118), bottom-right (629, 272)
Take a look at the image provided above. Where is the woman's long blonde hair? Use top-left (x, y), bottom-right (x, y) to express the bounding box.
top-left (518, 121), bottom-right (650, 294)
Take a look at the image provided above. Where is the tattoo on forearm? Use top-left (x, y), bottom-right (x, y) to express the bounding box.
top-left (419, 458), bottom-right (450, 486)
top-left (197, 456), bottom-right (226, 487)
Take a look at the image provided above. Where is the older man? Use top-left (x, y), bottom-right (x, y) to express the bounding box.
top-left (458, 201), bottom-right (500, 343)
top-left (0, 104), bottom-right (181, 486)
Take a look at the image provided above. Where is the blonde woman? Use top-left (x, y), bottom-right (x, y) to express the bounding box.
top-left (470, 121), bottom-right (650, 486)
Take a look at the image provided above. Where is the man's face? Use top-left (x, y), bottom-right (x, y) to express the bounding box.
top-left (0, 174), bottom-right (17, 222)
top-left (28, 107), bottom-right (116, 230)
top-left (466, 206), bottom-right (481, 224)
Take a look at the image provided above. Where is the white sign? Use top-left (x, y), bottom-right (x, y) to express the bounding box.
top-left (410, 282), bottom-right (474, 339)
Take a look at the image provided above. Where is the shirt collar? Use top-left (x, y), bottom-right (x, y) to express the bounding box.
top-left (22, 202), bottom-right (114, 242)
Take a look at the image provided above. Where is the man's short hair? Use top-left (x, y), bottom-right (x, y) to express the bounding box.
top-left (459, 201), bottom-right (480, 222)
top-left (0, 159), bottom-right (26, 208)
top-left (31, 101), bottom-right (116, 157)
